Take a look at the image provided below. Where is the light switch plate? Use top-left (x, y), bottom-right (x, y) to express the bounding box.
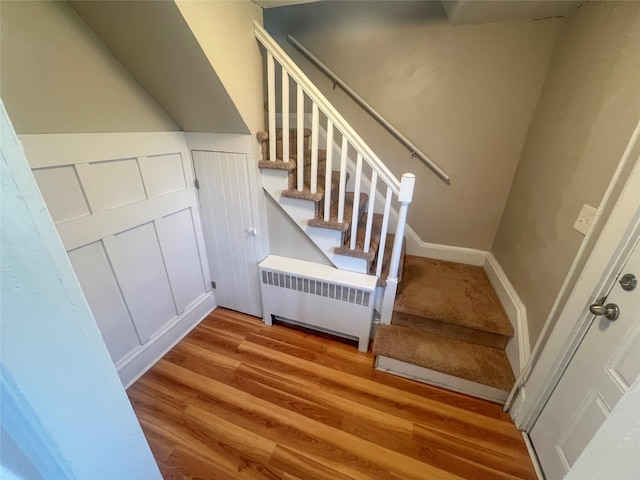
top-left (573, 204), bottom-right (597, 235)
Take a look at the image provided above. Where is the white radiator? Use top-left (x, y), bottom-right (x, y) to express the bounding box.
top-left (258, 255), bottom-right (377, 352)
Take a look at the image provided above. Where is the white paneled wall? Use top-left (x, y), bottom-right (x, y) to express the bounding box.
top-left (21, 133), bottom-right (215, 386)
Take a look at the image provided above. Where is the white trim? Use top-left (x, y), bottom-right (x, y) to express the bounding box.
top-left (484, 253), bottom-right (530, 375)
top-left (404, 228), bottom-right (488, 266)
top-left (186, 132), bottom-right (254, 155)
top-left (375, 355), bottom-right (509, 403)
top-left (522, 432), bottom-right (545, 480)
top-left (119, 293), bottom-right (216, 388)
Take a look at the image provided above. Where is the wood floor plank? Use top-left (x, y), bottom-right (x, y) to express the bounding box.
top-left (238, 336), bottom-right (519, 435)
top-left (128, 307), bottom-right (536, 480)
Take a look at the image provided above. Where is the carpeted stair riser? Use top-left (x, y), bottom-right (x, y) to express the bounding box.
top-left (391, 311), bottom-right (509, 349)
top-left (258, 128), bottom-right (311, 162)
top-left (334, 213), bottom-right (384, 269)
top-left (308, 192), bottom-right (368, 238)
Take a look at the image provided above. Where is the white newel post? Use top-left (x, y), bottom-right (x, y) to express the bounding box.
top-left (380, 173), bottom-right (415, 325)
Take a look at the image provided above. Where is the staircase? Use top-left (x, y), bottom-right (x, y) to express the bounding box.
top-left (374, 256), bottom-right (516, 402)
top-left (254, 22), bottom-right (516, 403)
top-left (257, 128), bottom-right (397, 282)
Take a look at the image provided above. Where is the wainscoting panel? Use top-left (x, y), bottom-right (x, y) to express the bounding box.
top-left (21, 132), bottom-right (215, 384)
top-left (106, 223), bottom-right (177, 344)
top-left (155, 208), bottom-right (207, 314)
top-left (67, 240), bottom-right (139, 364)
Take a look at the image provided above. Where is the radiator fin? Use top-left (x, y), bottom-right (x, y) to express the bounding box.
top-left (261, 270), bottom-right (371, 307)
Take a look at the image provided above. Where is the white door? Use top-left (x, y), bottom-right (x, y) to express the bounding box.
top-left (193, 150), bottom-right (262, 317)
top-left (530, 238), bottom-right (640, 479)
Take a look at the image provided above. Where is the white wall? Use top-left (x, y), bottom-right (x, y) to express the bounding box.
top-left (0, 103), bottom-right (160, 478)
top-left (492, 1), bottom-right (640, 346)
top-left (264, 1), bottom-right (562, 250)
top-left (0, 0), bottom-right (177, 134)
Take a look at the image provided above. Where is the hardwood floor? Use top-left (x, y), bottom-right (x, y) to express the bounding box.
top-left (127, 308), bottom-right (536, 480)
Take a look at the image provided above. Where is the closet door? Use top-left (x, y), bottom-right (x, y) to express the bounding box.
top-left (193, 150), bottom-right (262, 317)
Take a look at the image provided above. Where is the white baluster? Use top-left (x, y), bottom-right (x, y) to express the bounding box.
top-left (296, 84), bottom-right (304, 191)
top-left (267, 53), bottom-right (276, 162)
top-left (310, 104), bottom-right (319, 194)
top-left (323, 121), bottom-right (334, 221)
top-left (388, 173), bottom-right (416, 280)
top-left (350, 154), bottom-right (363, 250)
top-left (363, 171), bottom-right (377, 253)
top-left (375, 187), bottom-right (393, 278)
top-left (337, 136), bottom-right (347, 223)
top-left (282, 69), bottom-right (289, 162)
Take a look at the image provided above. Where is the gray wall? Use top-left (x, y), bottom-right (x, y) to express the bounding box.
top-left (265, 1), bottom-right (562, 250)
top-left (493, 1), bottom-right (640, 346)
top-left (0, 1), bottom-right (178, 134)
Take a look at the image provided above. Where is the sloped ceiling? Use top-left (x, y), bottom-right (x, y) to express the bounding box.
top-left (70, 1), bottom-right (248, 134)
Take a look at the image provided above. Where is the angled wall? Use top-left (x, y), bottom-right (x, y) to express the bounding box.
top-left (0, 0), bottom-right (177, 134)
top-left (69, 0), bottom-right (248, 134)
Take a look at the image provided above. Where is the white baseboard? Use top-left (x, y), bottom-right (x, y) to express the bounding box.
top-left (483, 254), bottom-right (530, 376)
top-left (376, 355), bottom-right (509, 403)
top-left (522, 432), bottom-right (545, 480)
top-left (118, 292), bottom-right (217, 388)
top-left (404, 226), bottom-right (488, 266)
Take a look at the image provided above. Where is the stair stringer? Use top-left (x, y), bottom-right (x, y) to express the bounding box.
top-left (260, 168), bottom-right (369, 274)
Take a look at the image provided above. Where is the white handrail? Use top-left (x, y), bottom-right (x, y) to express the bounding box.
top-left (253, 21), bottom-right (401, 196)
top-left (287, 35), bottom-right (450, 184)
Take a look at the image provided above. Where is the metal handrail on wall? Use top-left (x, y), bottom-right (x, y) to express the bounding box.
top-left (287, 35), bottom-right (451, 184)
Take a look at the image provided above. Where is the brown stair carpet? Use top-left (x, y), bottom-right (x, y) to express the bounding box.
top-left (257, 128), bottom-right (311, 161)
top-left (393, 256), bottom-right (513, 348)
top-left (373, 324), bottom-right (515, 391)
top-left (308, 192), bottom-right (368, 232)
top-left (334, 213), bottom-right (383, 264)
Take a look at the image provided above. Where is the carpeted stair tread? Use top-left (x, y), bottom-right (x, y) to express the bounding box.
top-left (308, 192), bottom-right (368, 232)
top-left (258, 158), bottom-right (297, 171)
top-left (373, 324), bottom-right (515, 392)
top-left (281, 171), bottom-right (341, 203)
top-left (258, 149), bottom-right (326, 168)
top-left (334, 213), bottom-right (383, 262)
top-left (394, 256), bottom-right (513, 339)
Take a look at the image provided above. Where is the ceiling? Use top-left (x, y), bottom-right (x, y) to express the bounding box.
top-left (252, 0), bottom-right (320, 8)
top-left (253, 0), bottom-right (585, 23)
